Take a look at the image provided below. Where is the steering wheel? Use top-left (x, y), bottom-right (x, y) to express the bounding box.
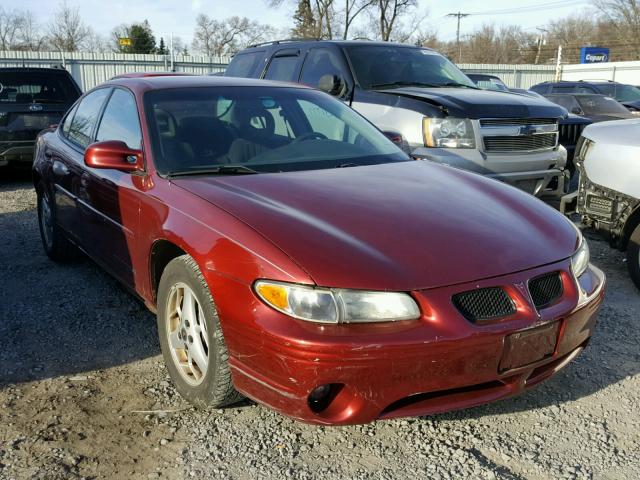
top-left (292, 132), bottom-right (327, 144)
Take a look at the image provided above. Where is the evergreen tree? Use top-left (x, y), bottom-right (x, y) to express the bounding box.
top-left (291, 0), bottom-right (317, 39)
top-left (116, 19), bottom-right (156, 53)
top-left (157, 37), bottom-right (166, 54)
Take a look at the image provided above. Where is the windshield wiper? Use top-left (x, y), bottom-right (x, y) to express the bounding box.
top-left (167, 165), bottom-right (259, 178)
top-left (439, 82), bottom-right (480, 89)
top-left (371, 80), bottom-right (479, 90)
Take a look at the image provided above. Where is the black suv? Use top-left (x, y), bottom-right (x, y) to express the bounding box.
top-left (530, 80), bottom-right (640, 114)
top-left (0, 67), bottom-right (81, 168)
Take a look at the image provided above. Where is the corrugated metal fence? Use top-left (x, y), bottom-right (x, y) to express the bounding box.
top-left (2, 50), bottom-right (640, 91)
top-left (458, 64), bottom-right (557, 89)
top-left (0, 51), bottom-right (230, 91)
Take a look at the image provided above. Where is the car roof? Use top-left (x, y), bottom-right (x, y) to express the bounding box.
top-left (237, 39), bottom-right (434, 53)
top-left (0, 66), bottom-right (71, 73)
top-left (537, 80), bottom-right (625, 86)
top-left (104, 75), bottom-right (311, 93)
top-left (467, 73), bottom-right (500, 79)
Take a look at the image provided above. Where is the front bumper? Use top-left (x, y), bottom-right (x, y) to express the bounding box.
top-left (0, 140), bottom-right (36, 167)
top-left (412, 146), bottom-right (568, 198)
top-left (212, 261), bottom-right (605, 425)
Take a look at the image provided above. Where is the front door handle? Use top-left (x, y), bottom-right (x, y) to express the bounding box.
top-left (52, 160), bottom-right (70, 176)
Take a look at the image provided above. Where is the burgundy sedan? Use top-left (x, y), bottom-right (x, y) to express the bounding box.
top-left (33, 76), bottom-right (605, 425)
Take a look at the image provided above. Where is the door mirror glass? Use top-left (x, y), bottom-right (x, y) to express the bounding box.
top-left (84, 140), bottom-right (142, 172)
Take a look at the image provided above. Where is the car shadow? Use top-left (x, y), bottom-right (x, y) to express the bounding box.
top-left (0, 207), bottom-right (160, 387)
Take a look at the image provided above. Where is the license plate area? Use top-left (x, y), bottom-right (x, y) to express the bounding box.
top-left (499, 321), bottom-right (560, 373)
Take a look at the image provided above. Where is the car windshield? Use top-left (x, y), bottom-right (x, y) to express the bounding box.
top-left (0, 71), bottom-right (77, 104)
top-left (468, 75), bottom-right (510, 92)
top-left (575, 95), bottom-right (631, 115)
top-left (144, 86), bottom-right (410, 176)
top-left (596, 83), bottom-right (640, 103)
top-left (344, 45), bottom-right (477, 90)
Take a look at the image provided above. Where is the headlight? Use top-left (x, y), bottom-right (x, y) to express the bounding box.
top-left (254, 280), bottom-right (420, 324)
top-left (571, 234), bottom-right (590, 279)
top-left (423, 117), bottom-right (475, 148)
top-left (577, 138), bottom-right (594, 160)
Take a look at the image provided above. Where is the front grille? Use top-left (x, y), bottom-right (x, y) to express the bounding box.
top-left (452, 287), bottom-right (516, 322)
top-left (480, 118), bottom-right (556, 126)
top-left (559, 123), bottom-right (587, 146)
top-left (484, 133), bottom-right (557, 152)
top-left (529, 272), bottom-right (563, 310)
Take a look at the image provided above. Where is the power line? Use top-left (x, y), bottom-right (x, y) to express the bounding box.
top-left (467, 0), bottom-right (587, 16)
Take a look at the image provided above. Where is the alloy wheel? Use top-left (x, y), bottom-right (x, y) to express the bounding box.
top-left (39, 191), bottom-right (53, 250)
top-left (165, 282), bottom-right (209, 386)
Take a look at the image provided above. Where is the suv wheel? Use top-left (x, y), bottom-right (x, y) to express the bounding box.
top-left (627, 223), bottom-right (640, 290)
top-left (157, 255), bottom-right (243, 408)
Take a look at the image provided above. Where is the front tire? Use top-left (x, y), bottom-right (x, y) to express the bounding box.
top-left (36, 181), bottom-right (76, 262)
top-left (157, 255), bottom-right (242, 408)
top-left (627, 223), bottom-right (640, 291)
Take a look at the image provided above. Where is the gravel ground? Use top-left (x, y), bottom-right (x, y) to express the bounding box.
top-left (1, 171), bottom-right (639, 480)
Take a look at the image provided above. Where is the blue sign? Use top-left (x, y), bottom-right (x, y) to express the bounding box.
top-left (581, 47), bottom-right (610, 64)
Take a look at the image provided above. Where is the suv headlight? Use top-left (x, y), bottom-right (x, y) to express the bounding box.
top-left (423, 117), bottom-right (475, 148)
top-left (254, 280), bottom-right (421, 324)
top-left (571, 234), bottom-right (590, 279)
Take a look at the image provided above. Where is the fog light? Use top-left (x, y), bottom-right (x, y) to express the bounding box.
top-left (307, 383), bottom-right (343, 413)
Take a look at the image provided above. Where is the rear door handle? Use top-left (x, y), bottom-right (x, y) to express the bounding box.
top-left (52, 160), bottom-right (69, 176)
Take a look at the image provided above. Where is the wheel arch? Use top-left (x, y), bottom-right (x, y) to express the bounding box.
top-left (622, 204), bottom-right (640, 251)
top-left (149, 239), bottom-right (189, 305)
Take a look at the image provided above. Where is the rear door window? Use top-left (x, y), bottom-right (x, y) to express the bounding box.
top-left (263, 52), bottom-right (299, 82)
top-left (0, 71), bottom-right (78, 104)
top-left (96, 89), bottom-right (142, 149)
top-left (225, 51), bottom-right (264, 78)
top-left (67, 88), bottom-right (111, 149)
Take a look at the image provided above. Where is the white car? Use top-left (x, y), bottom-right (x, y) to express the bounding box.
top-left (576, 119), bottom-right (640, 289)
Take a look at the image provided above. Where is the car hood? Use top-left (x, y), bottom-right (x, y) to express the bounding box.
top-left (172, 162), bottom-right (577, 291)
top-left (375, 87), bottom-right (566, 119)
top-left (621, 100), bottom-right (640, 110)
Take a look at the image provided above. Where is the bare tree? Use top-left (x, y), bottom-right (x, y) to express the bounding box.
top-left (593, 0), bottom-right (640, 56)
top-left (372, 0), bottom-right (417, 41)
top-left (15, 11), bottom-right (48, 51)
top-left (48, 1), bottom-right (91, 52)
top-left (192, 15), bottom-right (276, 58)
top-left (0, 8), bottom-right (23, 50)
top-left (272, 0), bottom-right (376, 39)
top-left (342, 0), bottom-right (374, 39)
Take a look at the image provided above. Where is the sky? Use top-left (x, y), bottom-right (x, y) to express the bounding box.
top-left (15, 0), bottom-right (593, 47)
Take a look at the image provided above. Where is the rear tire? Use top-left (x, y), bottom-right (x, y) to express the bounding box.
top-left (157, 255), bottom-right (242, 408)
top-left (627, 223), bottom-right (640, 291)
top-left (36, 181), bottom-right (77, 262)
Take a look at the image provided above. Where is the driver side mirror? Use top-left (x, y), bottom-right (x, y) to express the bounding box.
top-left (571, 107), bottom-right (584, 115)
top-left (84, 141), bottom-right (143, 172)
top-left (318, 74), bottom-right (346, 97)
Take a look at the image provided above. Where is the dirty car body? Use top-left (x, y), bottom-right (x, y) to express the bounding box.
top-left (576, 119), bottom-right (640, 289)
top-left (33, 76), bottom-right (604, 425)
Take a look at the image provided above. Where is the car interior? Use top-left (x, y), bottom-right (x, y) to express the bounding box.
top-left (149, 92), bottom-right (390, 174)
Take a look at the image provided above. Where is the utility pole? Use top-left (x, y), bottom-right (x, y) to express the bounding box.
top-left (447, 12), bottom-right (470, 63)
top-left (535, 27), bottom-right (549, 65)
top-left (555, 45), bottom-right (563, 81)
